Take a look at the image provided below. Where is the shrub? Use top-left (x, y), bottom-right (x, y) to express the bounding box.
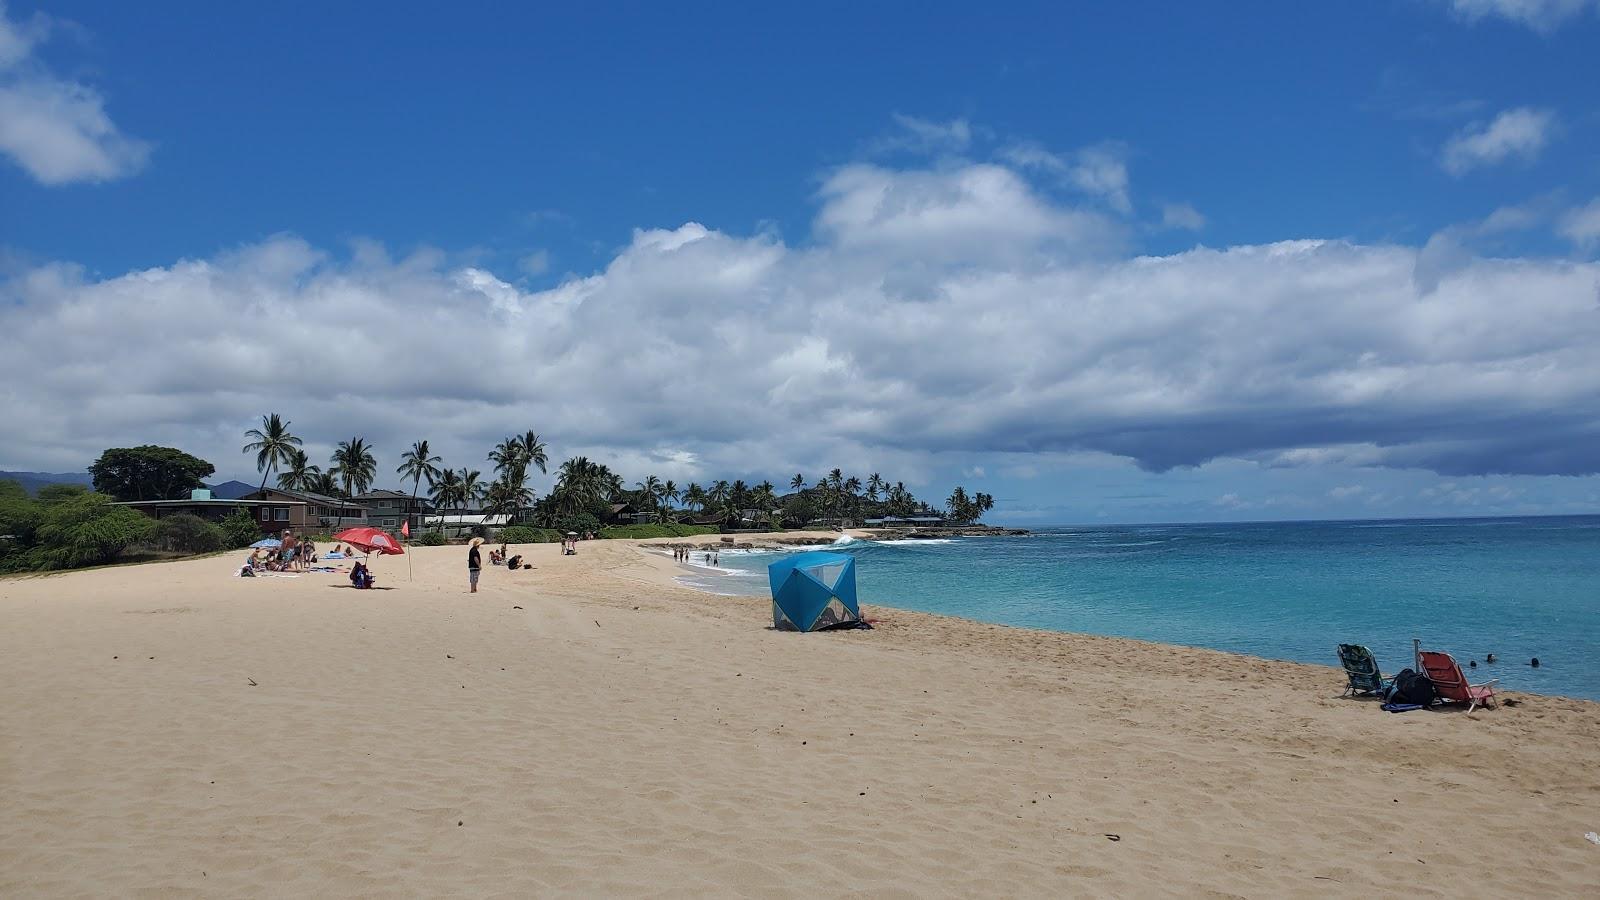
top-left (152, 513), bottom-right (227, 554)
top-left (548, 512), bottom-right (602, 536)
top-left (30, 492), bottom-right (155, 570)
top-left (219, 509), bottom-right (263, 549)
top-left (412, 531), bottom-right (447, 546)
top-left (496, 526), bottom-right (562, 544)
top-left (599, 524), bottom-right (720, 540)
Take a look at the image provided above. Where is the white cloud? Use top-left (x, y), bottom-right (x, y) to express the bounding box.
top-left (1002, 141), bottom-right (1132, 214)
top-left (1558, 198), bottom-right (1600, 250)
top-left (4, 159), bottom-right (1600, 484)
top-left (1327, 485), bottom-right (1366, 499)
top-left (1445, 0), bottom-right (1600, 32)
top-left (1160, 203), bottom-right (1206, 231)
top-left (518, 249), bottom-right (551, 276)
top-left (0, 2), bottom-right (149, 185)
top-left (870, 114), bottom-right (974, 156)
top-left (1439, 107), bottom-right (1555, 176)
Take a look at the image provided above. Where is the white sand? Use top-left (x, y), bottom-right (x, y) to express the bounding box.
top-left (2, 536), bottom-right (1597, 897)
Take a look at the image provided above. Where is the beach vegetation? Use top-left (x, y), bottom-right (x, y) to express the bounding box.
top-left (275, 448), bottom-right (321, 491)
top-left (1, 489), bottom-right (157, 572)
top-left (495, 525), bottom-right (562, 544)
top-left (412, 530), bottom-right (447, 546)
top-left (242, 414), bottom-right (303, 493)
top-left (329, 436), bottom-right (377, 527)
top-left (396, 439), bottom-right (443, 532)
top-left (944, 487), bottom-right (995, 525)
top-left (599, 524), bottom-right (718, 539)
top-left (88, 445), bottom-right (216, 501)
top-left (218, 508), bottom-right (262, 549)
top-left (152, 513), bottom-right (228, 554)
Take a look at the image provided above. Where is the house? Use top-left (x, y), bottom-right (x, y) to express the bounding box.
top-left (115, 488), bottom-right (297, 535)
top-left (355, 489), bottom-right (432, 532)
top-left (422, 511), bottom-right (512, 537)
top-left (863, 515), bottom-right (948, 527)
top-left (604, 502), bottom-right (641, 525)
top-left (242, 487), bottom-right (368, 532)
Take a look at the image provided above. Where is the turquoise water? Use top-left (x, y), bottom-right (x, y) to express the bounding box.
top-left (674, 516), bottom-right (1600, 701)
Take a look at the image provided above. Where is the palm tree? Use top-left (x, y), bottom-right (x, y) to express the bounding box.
top-left (753, 481), bottom-right (778, 529)
top-left (485, 477), bottom-right (534, 520)
top-left (243, 413), bottom-right (302, 493)
top-left (458, 468), bottom-right (484, 517)
top-left (657, 479), bottom-right (679, 522)
top-left (329, 437), bottom-right (377, 529)
top-left (514, 430), bottom-right (548, 475)
top-left (276, 448), bottom-right (319, 490)
top-left (305, 472), bottom-right (339, 496)
top-left (866, 472), bottom-right (885, 504)
top-left (635, 475), bottom-right (663, 517)
top-left (790, 473), bottom-right (805, 491)
top-left (396, 440), bottom-right (442, 537)
top-left (682, 482), bottom-right (706, 513)
top-left (429, 468), bottom-right (462, 533)
top-left (489, 437), bottom-right (522, 481)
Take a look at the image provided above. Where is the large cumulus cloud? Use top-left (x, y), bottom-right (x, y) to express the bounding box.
top-left (3, 161), bottom-right (1599, 485)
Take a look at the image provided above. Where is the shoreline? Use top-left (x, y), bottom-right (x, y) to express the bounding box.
top-left (3, 539), bottom-right (1597, 895)
top-left (636, 538), bottom-right (1600, 707)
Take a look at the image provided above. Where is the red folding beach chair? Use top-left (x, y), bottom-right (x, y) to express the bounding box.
top-left (1418, 650), bottom-right (1498, 713)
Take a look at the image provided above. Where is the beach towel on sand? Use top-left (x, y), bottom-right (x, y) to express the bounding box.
top-left (1381, 703), bottom-right (1424, 713)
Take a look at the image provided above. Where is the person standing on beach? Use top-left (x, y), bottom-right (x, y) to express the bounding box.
top-left (468, 537), bottom-right (483, 593)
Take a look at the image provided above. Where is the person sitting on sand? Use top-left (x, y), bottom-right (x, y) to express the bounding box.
top-left (350, 560), bottom-right (374, 589)
top-left (506, 554), bottom-right (522, 570)
top-left (489, 546), bottom-right (505, 566)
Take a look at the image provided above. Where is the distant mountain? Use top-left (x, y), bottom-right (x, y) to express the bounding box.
top-left (207, 480), bottom-right (257, 499)
top-left (0, 471), bottom-right (95, 495)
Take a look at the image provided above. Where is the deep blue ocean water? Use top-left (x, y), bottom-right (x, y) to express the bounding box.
top-left (673, 516), bottom-right (1600, 701)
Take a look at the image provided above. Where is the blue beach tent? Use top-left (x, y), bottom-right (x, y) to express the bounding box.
top-left (767, 551), bottom-right (860, 631)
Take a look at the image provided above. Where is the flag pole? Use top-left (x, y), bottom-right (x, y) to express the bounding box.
top-left (402, 518), bottom-right (413, 581)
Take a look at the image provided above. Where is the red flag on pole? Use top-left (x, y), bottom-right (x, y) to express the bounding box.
top-left (401, 519), bottom-right (411, 538)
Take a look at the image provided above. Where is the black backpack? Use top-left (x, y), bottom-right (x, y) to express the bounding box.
top-left (1386, 668), bottom-right (1435, 706)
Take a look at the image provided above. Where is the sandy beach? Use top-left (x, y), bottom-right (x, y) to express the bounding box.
top-left (3, 535), bottom-right (1598, 897)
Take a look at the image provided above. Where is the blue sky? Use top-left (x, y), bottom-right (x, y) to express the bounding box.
top-left (2, 1), bottom-right (1599, 523)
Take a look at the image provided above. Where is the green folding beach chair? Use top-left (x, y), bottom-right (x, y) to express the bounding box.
top-left (1336, 644), bottom-right (1391, 698)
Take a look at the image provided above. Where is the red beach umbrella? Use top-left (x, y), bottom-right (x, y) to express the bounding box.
top-left (333, 526), bottom-right (406, 556)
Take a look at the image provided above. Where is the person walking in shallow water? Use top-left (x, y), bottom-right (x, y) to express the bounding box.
top-left (467, 537), bottom-right (483, 593)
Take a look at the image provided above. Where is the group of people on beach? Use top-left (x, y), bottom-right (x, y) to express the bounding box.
top-left (468, 538), bottom-right (532, 592)
top-left (672, 546), bottom-right (717, 566)
top-left (243, 531), bottom-right (319, 574)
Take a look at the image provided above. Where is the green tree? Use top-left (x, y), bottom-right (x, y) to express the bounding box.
top-left (429, 468), bottom-right (463, 533)
top-left (153, 513), bottom-right (227, 554)
top-left (396, 440), bottom-right (442, 535)
top-left (276, 448), bottom-right (320, 490)
top-left (242, 414), bottom-right (302, 493)
top-left (31, 492), bottom-right (155, 570)
top-left (218, 508), bottom-right (261, 549)
top-left (329, 437), bottom-right (377, 528)
top-left (790, 473), bottom-right (806, 491)
top-left (89, 445), bottom-right (216, 501)
top-left (305, 472), bottom-right (339, 496)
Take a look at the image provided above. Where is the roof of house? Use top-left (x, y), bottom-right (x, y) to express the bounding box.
top-left (245, 487), bottom-right (365, 507)
top-left (355, 489), bottom-right (412, 500)
top-left (114, 498), bottom-right (304, 508)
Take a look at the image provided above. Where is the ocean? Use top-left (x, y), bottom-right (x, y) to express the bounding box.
top-left (672, 516), bottom-right (1600, 702)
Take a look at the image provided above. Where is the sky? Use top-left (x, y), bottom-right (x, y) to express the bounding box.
top-left (2, 0), bottom-right (1599, 524)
